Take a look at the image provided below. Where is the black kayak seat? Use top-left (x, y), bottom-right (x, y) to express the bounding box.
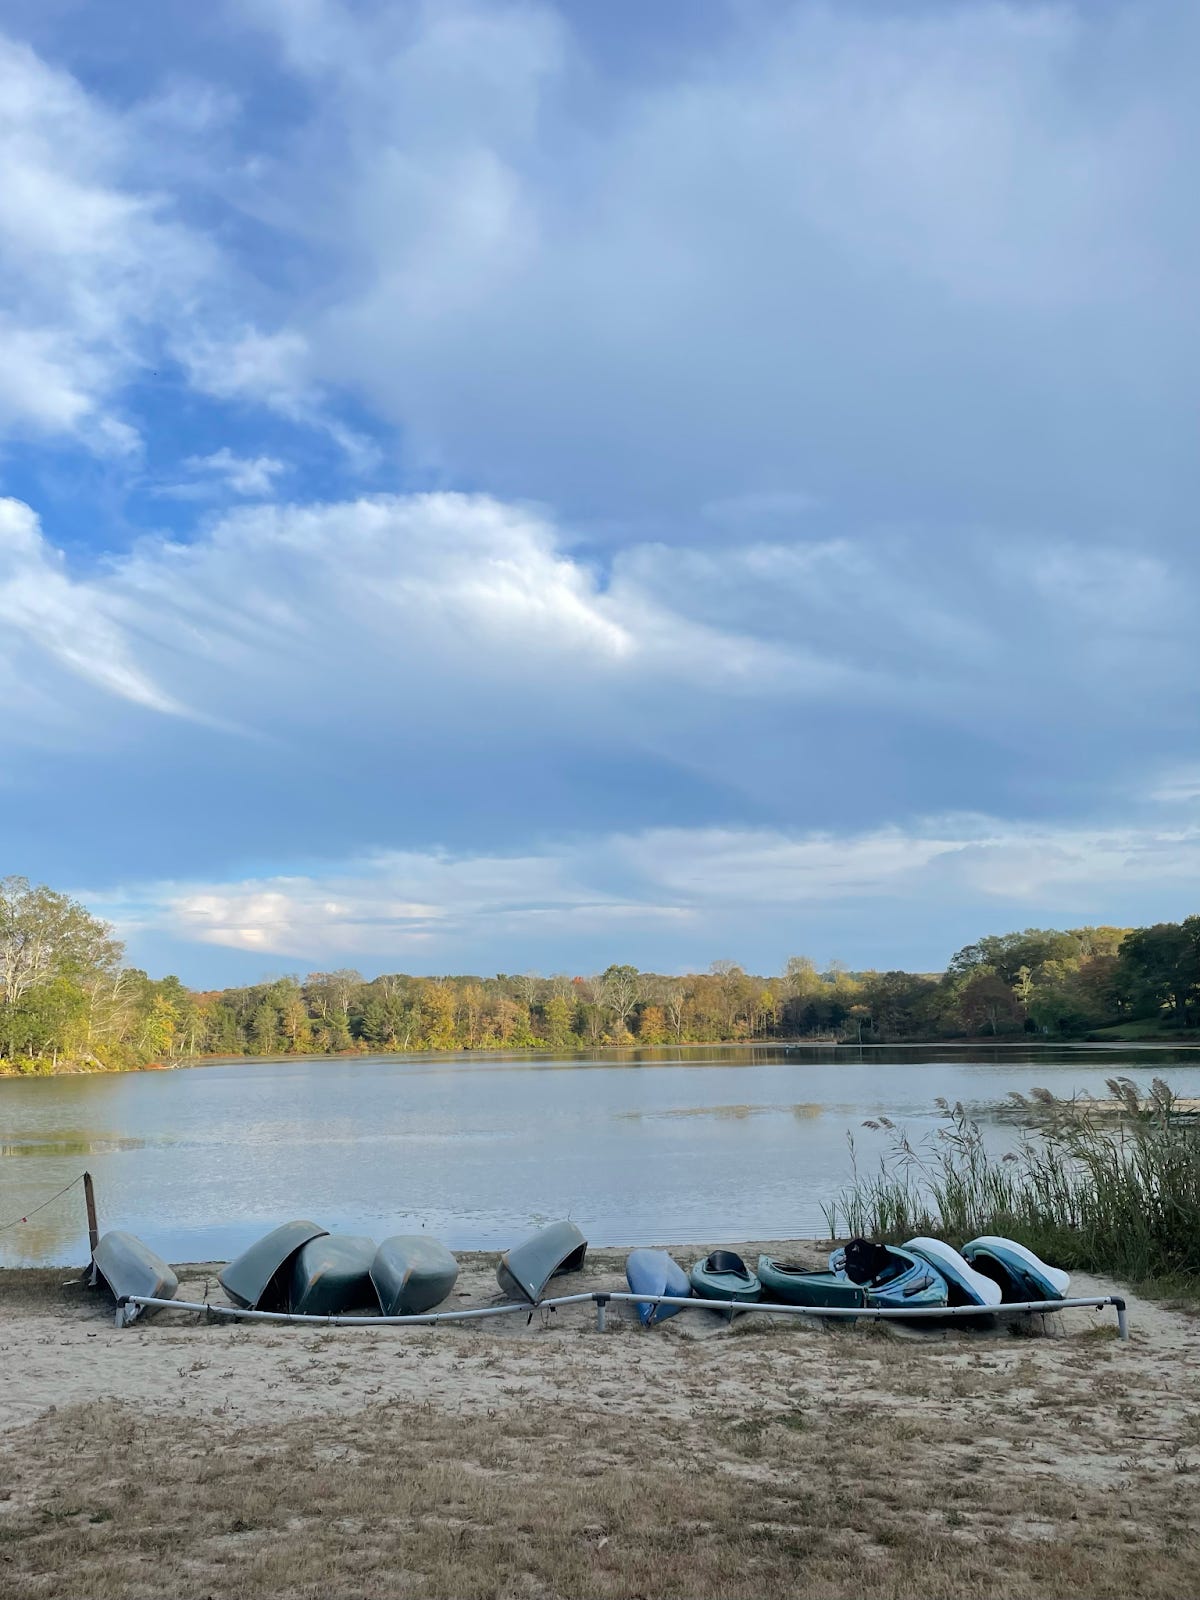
top-left (842, 1238), bottom-right (899, 1286)
top-left (705, 1250), bottom-right (752, 1279)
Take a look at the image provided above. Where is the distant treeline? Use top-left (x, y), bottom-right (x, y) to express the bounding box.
top-left (2, 875), bottom-right (1199, 1074)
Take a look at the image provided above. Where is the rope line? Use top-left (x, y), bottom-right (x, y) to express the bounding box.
top-left (0, 1173), bottom-right (85, 1232)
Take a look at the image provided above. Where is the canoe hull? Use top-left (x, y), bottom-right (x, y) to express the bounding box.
top-left (497, 1220), bottom-right (587, 1304)
top-left (961, 1237), bottom-right (1069, 1302)
top-left (757, 1256), bottom-right (866, 1308)
top-left (372, 1235), bottom-right (459, 1316)
top-left (290, 1234), bottom-right (378, 1316)
top-left (625, 1248), bottom-right (690, 1325)
top-left (219, 1220), bottom-right (329, 1310)
top-left (92, 1231), bottom-right (178, 1318)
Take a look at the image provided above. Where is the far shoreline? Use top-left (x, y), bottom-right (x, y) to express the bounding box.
top-left (5, 1033), bottom-right (1200, 1082)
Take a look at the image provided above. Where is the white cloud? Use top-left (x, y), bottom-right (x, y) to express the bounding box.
top-left (1, 486), bottom-right (1195, 777)
top-left (0, 496), bottom-right (184, 714)
top-left (1148, 770), bottom-right (1200, 806)
top-left (0, 491), bottom-right (816, 759)
top-left (92, 811), bottom-right (1200, 964)
top-left (184, 448), bottom-right (288, 496)
top-left (200, 0), bottom-right (1198, 521)
top-left (0, 33), bottom-right (219, 453)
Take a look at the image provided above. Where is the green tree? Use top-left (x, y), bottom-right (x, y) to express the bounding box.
top-left (540, 993), bottom-right (575, 1049)
top-left (1117, 920), bottom-right (1200, 1024)
top-left (1, 876), bottom-right (123, 1064)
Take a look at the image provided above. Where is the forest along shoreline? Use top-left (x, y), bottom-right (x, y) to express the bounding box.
top-left (4, 876), bottom-right (1200, 1076)
top-left (8, 1036), bottom-right (1200, 1082)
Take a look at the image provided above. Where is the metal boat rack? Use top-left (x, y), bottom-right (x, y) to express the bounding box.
top-left (115, 1289), bottom-right (1129, 1339)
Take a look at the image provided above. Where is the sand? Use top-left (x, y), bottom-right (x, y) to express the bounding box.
top-left (2, 1244), bottom-right (1200, 1597)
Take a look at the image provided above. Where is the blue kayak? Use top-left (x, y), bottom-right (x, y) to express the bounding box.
top-left (828, 1240), bottom-right (948, 1310)
top-left (904, 1237), bottom-right (1002, 1308)
top-left (626, 1249), bottom-right (691, 1325)
top-left (961, 1237), bottom-right (1069, 1302)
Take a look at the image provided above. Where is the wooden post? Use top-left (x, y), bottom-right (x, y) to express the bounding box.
top-left (83, 1171), bottom-right (99, 1257)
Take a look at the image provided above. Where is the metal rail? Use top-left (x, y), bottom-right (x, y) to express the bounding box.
top-left (115, 1295), bottom-right (533, 1328)
top-left (117, 1289), bottom-right (1129, 1338)
top-left (585, 1290), bottom-right (1129, 1339)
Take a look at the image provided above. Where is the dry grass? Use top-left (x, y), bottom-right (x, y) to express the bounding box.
top-left (2, 1381), bottom-right (1199, 1600)
top-left (4, 1253), bottom-right (1200, 1598)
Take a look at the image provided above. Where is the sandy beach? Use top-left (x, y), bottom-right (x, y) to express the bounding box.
top-left (2, 1244), bottom-right (1199, 1597)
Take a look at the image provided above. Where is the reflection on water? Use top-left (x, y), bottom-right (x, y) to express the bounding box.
top-left (4, 1044), bottom-right (1200, 1266)
top-left (620, 1102), bottom-right (824, 1123)
top-left (1, 1136), bottom-right (150, 1157)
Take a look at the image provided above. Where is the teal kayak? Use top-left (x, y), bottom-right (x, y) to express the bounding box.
top-left (904, 1237), bottom-right (1001, 1307)
top-left (757, 1255), bottom-right (866, 1308)
top-left (829, 1240), bottom-right (948, 1310)
top-left (689, 1250), bottom-right (760, 1304)
top-left (961, 1237), bottom-right (1069, 1302)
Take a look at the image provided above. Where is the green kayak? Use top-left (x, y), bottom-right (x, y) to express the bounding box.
top-left (688, 1250), bottom-right (760, 1304)
top-left (757, 1255), bottom-right (867, 1308)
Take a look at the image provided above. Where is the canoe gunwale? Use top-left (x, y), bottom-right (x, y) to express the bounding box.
top-left (497, 1221), bottom-right (588, 1305)
top-left (218, 1221), bottom-right (330, 1311)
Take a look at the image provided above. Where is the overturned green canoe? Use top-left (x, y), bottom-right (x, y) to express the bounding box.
top-left (757, 1255), bottom-right (866, 1308)
top-left (372, 1235), bottom-right (459, 1316)
top-left (290, 1234), bottom-right (377, 1316)
top-left (688, 1250), bottom-right (760, 1304)
top-left (497, 1220), bottom-right (587, 1304)
top-left (92, 1231), bottom-right (178, 1319)
top-left (219, 1220), bottom-right (328, 1310)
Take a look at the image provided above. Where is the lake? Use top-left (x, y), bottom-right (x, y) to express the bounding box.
top-left (3, 1044), bottom-right (1200, 1267)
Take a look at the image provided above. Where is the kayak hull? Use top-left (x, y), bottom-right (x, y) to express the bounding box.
top-left (92, 1231), bottom-right (178, 1318)
top-left (290, 1234), bottom-right (378, 1316)
top-left (219, 1220), bottom-right (329, 1310)
top-left (497, 1220), bottom-right (587, 1304)
top-left (961, 1237), bottom-right (1069, 1302)
top-left (372, 1235), bottom-right (459, 1316)
top-left (904, 1237), bottom-right (1002, 1308)
top-left (625, 1248), bottom-right (690, 1325)
top-left (757, 1256), bottom-right (866, 1308)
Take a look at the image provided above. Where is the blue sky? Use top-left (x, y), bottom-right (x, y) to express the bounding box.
top-left (1, 0), bottom-right (1198, 985)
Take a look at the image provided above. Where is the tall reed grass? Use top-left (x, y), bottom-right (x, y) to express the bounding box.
top-left (823, 1076), bottom-right (1200, 1289)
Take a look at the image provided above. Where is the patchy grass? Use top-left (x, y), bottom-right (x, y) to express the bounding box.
top-left (1086, 1020), bottom-right (1200, 1042)
top-left (2, 1383), bottom-right (1200, 1600)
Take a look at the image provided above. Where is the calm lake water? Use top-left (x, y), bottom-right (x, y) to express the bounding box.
top-left (3, 1044), bottom-right (1200, 1267)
